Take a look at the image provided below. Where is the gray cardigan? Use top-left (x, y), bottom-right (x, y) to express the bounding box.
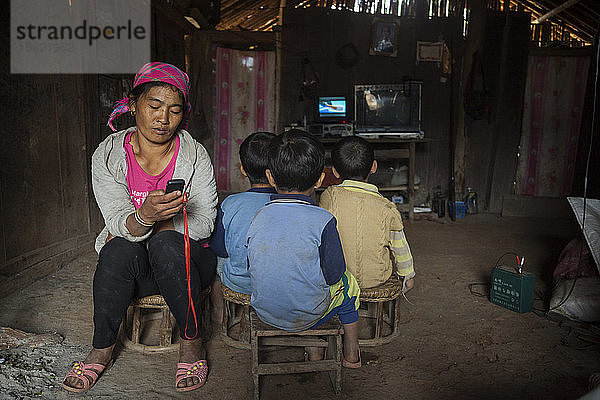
top-left (91, 127), bottom-right (217, 253)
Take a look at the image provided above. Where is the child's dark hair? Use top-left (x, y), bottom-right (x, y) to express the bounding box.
top-left (331, 136), bottom-right (374, 181)
top-left (267, 130), bottom-right (325, 192)
top-left (239, 131), bottom-right (275, 185)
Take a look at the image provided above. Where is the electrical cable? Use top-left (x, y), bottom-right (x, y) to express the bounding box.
top-left (547, 27), bottom-right (599, 312)
top-left (468, 282), bottom-right (488, 297)
top-left (182, 193), bottom-right (198, 339)
top-left (468, 252), bottom-right (522, 299)
top-left (494, 251), bottom-right (521, 268)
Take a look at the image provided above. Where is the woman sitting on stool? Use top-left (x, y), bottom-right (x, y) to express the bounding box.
top-left (62, 62), bottom-right (217, 393)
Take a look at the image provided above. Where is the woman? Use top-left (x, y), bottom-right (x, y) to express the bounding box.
top-left (62, 62), bottom-right (217, 393)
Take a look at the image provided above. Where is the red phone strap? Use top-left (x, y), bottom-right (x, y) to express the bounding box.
top-left (182, 193), bottom-right (198, 339)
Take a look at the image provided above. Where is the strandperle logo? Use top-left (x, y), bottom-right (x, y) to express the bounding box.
top-left (15, 19), bottom-right (146, 46)
top-left (11, 0), bottom-right (150, 74)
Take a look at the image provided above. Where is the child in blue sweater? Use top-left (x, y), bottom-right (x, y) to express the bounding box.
top-left (210, 132), bottom-right (276, 323)
top-left (246, 130), bottom-right (361, 367)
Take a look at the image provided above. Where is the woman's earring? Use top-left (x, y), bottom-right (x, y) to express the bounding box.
top-left (130, 109), bottom-right (136, 116)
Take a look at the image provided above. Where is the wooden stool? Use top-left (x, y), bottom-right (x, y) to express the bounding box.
top-left (221, 284), bottom-right (252, 349)
top-left (250, 310), bottom-right (343, 400)
top-left (358, 276), bottom-right (404, 346)
top-left (121, 288), bottom-right (210, 353)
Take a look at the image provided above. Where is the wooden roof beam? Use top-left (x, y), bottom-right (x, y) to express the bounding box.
top-left (548, 6), bottom-right (596, 38)
top-left (258, 17), bottom-right (280, 30)
top-left (220, 0), bottom-right (261, 21)
top-left (242, 10), bottom-right (279, 30)
top-left (515, 0), bottom-right (593, 41)
top-left (532, 0), bottom-right (582, 24)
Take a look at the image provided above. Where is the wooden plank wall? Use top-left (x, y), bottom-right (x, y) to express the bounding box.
top-left (462, 11), bottom-right (530, 212)
top-left (0, 6), bottom-right (190, 298)
top-left (279, 8), bottom-right (464, 203)
top-left (0, 75), bottom-right (96, 296)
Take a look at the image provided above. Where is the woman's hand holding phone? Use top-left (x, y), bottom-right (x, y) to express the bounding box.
top-left (137, 179), bottom-right (186, 224)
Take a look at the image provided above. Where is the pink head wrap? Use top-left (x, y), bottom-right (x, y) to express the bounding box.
top-left (107, 62), bottom-right (191, 132)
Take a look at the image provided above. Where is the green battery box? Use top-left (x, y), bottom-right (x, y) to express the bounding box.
top-left (490, 266), bottom-right (535, 313)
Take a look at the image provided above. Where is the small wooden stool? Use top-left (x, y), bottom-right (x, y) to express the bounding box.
top-left (250, 310), bottom-right (343, 400)
top-left (221, 284), bottom-right (252, 349)
top-left (358, 276), bottom-right (404, 346)
top-left (121, 288), bottom-right (210, 353)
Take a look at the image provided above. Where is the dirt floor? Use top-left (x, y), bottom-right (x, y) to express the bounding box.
top-left (1, 214), bottom-right (600, 400)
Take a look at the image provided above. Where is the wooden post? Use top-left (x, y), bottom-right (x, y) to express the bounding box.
top-left (456, 0), bottom-right (487, 208)
top-left (327, 334), bottom-right (342, 394)
top-left (160, 308), bottom-right (172, 347)
top-left (251, 324), bottom-right (260, 400)
top-left (374, 302), bottom-right (385, 338)
top-left (132, 307), bottom-right (141, 344)
top-left (394, 297), bottom-right (401, 333)
top-left (533, 23), bottom-right (542, 45)
top-left (408, 141), bottom-right (416, 222)
top-left (240, 305), bottom-right (251, 344)
top-left (275, 0), bottom-right (286, 134)
top-left (541, 21), bottom-right (551, 46)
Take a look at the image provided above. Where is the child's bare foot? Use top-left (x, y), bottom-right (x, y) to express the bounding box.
top-left (403, 277), bottom-right (415, 293)
top-left (177, 337), bottom-right (206, 390)
top-left (342, 344), bottom-right (360, 365)
top-left (342, 321), bottom-right (361, 367)
top-left (304, 346), bottom-right (325, 361)
top-left (62, 344), bottom-right (114, 390)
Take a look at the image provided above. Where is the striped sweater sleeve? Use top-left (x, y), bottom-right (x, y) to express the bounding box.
top-left (390, 230), bottom-right (415, 280)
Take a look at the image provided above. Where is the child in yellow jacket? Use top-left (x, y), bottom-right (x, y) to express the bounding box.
top-left (319, 136), bottom-right (415, 291)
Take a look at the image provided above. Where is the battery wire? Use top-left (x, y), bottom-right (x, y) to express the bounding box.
top-left (494, 251), bottom-right (523, 273)
top-left (468, 252), bottom-right (523, 298)
top-left (468, 282), bottom-right (488, 297)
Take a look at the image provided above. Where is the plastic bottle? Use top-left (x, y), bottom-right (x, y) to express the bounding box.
top-left (465, 187), bottom-right (478, 214)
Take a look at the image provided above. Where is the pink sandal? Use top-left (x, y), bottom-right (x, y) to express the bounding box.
top-left (175, 360), bottom-right (208, 392)
top-left (62, 360), bottom-right (112, 393)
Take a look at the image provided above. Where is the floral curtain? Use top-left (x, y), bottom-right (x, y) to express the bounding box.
top-left (517, 55), bottom-right (589, 197)
top-left (214, 47), bottom-right (276, 192)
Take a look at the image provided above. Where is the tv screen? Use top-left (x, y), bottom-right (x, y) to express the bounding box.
top-left (354, 83), bottom-right (422, 133)
top-left (318, 96), bottom-right (347, 119)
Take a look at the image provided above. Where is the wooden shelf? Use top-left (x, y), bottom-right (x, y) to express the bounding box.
top-left (317, 185), bottom-right (418, 192)
top-left (319, 137), bottom-right (428, 144)
top-left (379, 185), bottom-right (420, 192)
top-left (317, 137), bottom-right (423, 222)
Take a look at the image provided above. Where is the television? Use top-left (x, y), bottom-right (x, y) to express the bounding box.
top-left (317, 96), bottom-right (347, 120)
top-left (354, 82), bottom-right (422, 134)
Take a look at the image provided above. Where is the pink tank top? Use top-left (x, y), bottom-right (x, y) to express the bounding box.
top-left (124, 131), bottom-right (180, 209)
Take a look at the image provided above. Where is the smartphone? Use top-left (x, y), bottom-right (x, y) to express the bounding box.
top-left (165, 179), bottom-right (185, 195)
